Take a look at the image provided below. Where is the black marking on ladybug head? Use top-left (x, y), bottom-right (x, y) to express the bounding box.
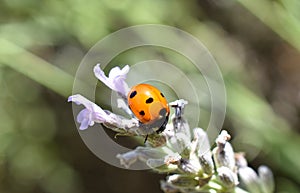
top-left (129, 90), bottom-right (137, 98)
top-left (139, 110), bottom-right (145, 116)
top-left (159, 108), bottom-right (167, 116)
top-left (160, 92), bottom-right (165, 97)
top-left (146, 97), bottom-right (154, 104)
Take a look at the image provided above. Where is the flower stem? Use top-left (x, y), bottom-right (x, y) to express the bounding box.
top-left (0, 38), bottom-right (75, 97)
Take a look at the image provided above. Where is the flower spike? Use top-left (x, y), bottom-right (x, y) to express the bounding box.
top-left (68, 65), bottom-right (275, 193)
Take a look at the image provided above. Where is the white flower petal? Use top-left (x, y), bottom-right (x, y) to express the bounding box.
top-left (77, 109), bottom-right (95, 130)
top-left (116, 146), bottom-right (166, 169)
top-left (93, 63), bottom-right (110, 86)
top-left (68, 95), bottom-right (93, 110)
top-left (108, 65), bottom-right (129, 79)
top-left (192, 128), bottom-right (211, 156)
top-left (93, 64), bottom-right (129, 97)
top-left (117, 98), bottom-right (133, 115)
top-left (112, 76), bottom-right (129, 95)
top-left (69, 94), bottom-right (108, 117)
top-left (68, 94), bottom-right (111, 129)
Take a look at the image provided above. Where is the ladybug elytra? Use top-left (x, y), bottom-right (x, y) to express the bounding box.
top-left (127, 84), bottom-right (170, 133)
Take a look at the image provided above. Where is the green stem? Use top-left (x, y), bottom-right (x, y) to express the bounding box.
top-left (0, 38), bottom-right (74, 97)
top-left (226, 79), bottom-right (300, 183)
top-left (236, 0), bottom-right (300, 52)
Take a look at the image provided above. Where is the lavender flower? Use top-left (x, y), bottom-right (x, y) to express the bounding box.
top-left (236, 154), bottom-right (275, 193)
top-left (213, 130), bottom-right (236, 171)
top-left (68, 94), bottom-right (112, 130)
top-left (68, 94), bottom-right (143, 135)
top-left (93, 63), bottom-right (129, 98)
top-left (69, 65), bottom-right (275, 193)
top-left (258, 166), bottom-right (275, 193)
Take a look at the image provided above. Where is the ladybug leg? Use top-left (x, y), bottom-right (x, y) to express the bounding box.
top-left (144, 135), bottom-right (149, 143)
top-left (139, 121), bottom-right (150, 143)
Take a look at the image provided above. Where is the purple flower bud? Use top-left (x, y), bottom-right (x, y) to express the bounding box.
top-left (191, 128), bottom-right (210, 156)
top-left (168, 131), bottom-right (191, 154)
top-left (179, 157), bottom-right (201, 174)
top-left (258, 165), bottom-right (274, 193)
top-left (238, 166), bottom-right (261, 193)
top-left (213, 131), bottom-right (235, 171)
top-left (167, 174), bottom-right (198, 188)
top-left (199, 152), bottom-right (214, 176)
top-left (235, 152), bottom-right (248, 168)
top-left (217, 166), bottom-right (239, 189)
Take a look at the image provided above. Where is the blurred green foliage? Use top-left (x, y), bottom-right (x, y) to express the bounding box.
top-left (1, 0), bottom-right (300, 193)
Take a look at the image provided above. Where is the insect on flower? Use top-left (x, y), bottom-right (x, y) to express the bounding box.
top-left (69, 64), bottom-right (275, 193)
top-left (127, 84), bottom-right (170, 135)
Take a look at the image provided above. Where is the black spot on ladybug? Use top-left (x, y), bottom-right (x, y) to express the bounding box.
top-left (139, 110), bottom-right (145, 116)
top-left (160, 93), bottom-right (165, 97)
top-left (146, 97), bottom-right (154, 104)
top-left (129, 90), bottom-right (137, 98)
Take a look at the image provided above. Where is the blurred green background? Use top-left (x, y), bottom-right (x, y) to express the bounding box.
top-left (1, 0), bottom-right (300, 193)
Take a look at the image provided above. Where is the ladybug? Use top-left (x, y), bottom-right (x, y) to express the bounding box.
top-left (127, 84), bottom-right (170, 133)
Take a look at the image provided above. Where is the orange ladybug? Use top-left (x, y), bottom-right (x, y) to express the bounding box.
top-left (127, 84), bottom-right (170, 133)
